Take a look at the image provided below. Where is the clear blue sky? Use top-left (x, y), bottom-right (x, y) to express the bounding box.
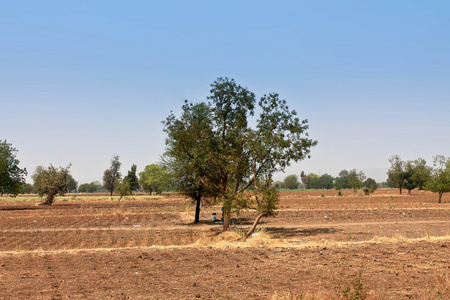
top-left (1, 0), bottom-right (449, 184)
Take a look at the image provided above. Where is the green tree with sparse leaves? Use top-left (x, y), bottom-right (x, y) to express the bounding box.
top-left (103, 155), bottom-right (121, 198)
top-left (116, 178), bottom-right (131, 201)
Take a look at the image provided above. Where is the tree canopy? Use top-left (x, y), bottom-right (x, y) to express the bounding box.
top-left (425, 155), bottom-right (450, 203)
top-left (125, 164), bottom-right (139, 193)
top-left (283, 174), bottom-right (300, 189)
top-left (387, 155), bottom-right (431, 195)
top-left (0, 140), bottom-right (28, 196)
top-left (163, 77), bottom-right (317, 233)
top-left (32, 164), bottom-right (71, 205)
top-left (162, 102), bottom-right (221, 223)
top-left (139, 164), bottom-right (170, 195)
top-left (103, 155), bottom-right (122, 197)
top-left (347, 169), bottom-right (366, 193)
top-left (78, 181), bottom-right (104, 193)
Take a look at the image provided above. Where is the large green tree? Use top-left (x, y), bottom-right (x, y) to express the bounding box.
top-left (139, 164), bottom-right (170, 195)
top-left (162, 102), bottom-right (220, 223)
top-left (163, 78), bottom-right (317, 233)
top-left (103, 155), bottom-right (122, 198)
top-left (425, 155), bottom-right (450, 203)
top-left (0, 140), bottom-right (28, 196)
top-left (32, 164), bottom-right (71, 205)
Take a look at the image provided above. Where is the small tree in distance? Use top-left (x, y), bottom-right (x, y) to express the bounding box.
top-left (32, 164), bottom-right (71, 205)
top-left (387, 155), bottom-right (408, 194)
top-left (139, 164), bottom-right (170, 195)
top-left (116, 178), bottom-right (131, 201)
top-left (363, 178), bottom-right (377, 195)
top-left (283, 174), bottom-right (299, 189)
top-left (125, 164), bottom-right (139, 194)
top-left (67, 174), bottom-right (78, 193)
top-left (348, 169), bottom-right (366, 193)
top-left (425, 155), bottom-right (450, 203)
top-left (103, 155), bottom-right (121, 198)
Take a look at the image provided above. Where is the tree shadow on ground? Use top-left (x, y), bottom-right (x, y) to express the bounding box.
top-left (264, 226), bottom-right (372, 239)
top-left (265, 227), bottom-right (341, 238)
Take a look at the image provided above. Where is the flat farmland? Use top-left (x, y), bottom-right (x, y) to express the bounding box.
top-left (0, 189), bottom-right (449, 299)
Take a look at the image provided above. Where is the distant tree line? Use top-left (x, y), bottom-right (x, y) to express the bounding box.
top-left (276, 169), bottom-right (377, 194)
top-left (387, 155), bottom-right (450, 203)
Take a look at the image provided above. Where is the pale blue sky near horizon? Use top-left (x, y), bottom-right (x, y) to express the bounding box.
top-left (1, 0), bottom-right (449, 184)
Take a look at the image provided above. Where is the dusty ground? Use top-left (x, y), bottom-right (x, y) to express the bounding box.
top-left (0, 189), bottom-right (449, 299)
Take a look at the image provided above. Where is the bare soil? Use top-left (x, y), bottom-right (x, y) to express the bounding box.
top-left (0, 189), bottom-right (449, 299)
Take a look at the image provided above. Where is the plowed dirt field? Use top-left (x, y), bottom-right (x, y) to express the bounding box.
top-left (1, 189), bottom-right (449, 299)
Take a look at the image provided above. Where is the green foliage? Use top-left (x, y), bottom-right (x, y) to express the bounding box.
top-left (163, 77), bottom-right (317, 232)
top-left (103, 155), bottom-right (122, 197)
top-left (363, 178), bottom-right (377, 194)
top-left (78, 181), bottom-right (104, 193)
top-left (0, 140), bottom-right (27, 196)
top-left (21, 183), bottom-right (34, 194)
top-left (425, 155), bottom-right (450, 203)
top-left (411, 158), bottom-right (431, 190)
top-left (388, 155), bottom-right (431, 195)
top-left (139, 164), bottom-right (170, 195)
top-left (335, 170), bottom-right (350, 190)
top-left (283, 174), bottom-right (299, 189)
top-left (320, 173), bottom-right (335, 189)
top-left (32, 164), bottom-right (71, 205)
top-left (116, 178), bottom-right (131, 201)
top-left (387, 155), bottom-right (408, 194)
top-left (67, 174), bottom-right (78, 193)
top-left (341, 275), bottom-right (367, 300)
top-left (162, 101), bottom-right (219, 223)
top-left (348, 169), bottom-right (366, 193)
top-left (125, 164), bottom-right (139, 192)
top-left (301, 173), bottom-right (321, 189)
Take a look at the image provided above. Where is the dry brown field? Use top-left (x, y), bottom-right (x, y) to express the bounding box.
top-left (0, 189), bottom-right (449, 299)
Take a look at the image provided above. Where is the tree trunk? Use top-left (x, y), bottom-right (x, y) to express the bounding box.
top-left (42, 194), bottom-right (55, 205)
top-left (399, 187), bottom-right (403, 195)
top-left (223, 205), bottom-right (231, 232)
top-left (194, 194), bottom-right (201, 223)
top-left (244, 212), bottom-right (267, 239)
top-left (439, 192), bottom-right (443, 203)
